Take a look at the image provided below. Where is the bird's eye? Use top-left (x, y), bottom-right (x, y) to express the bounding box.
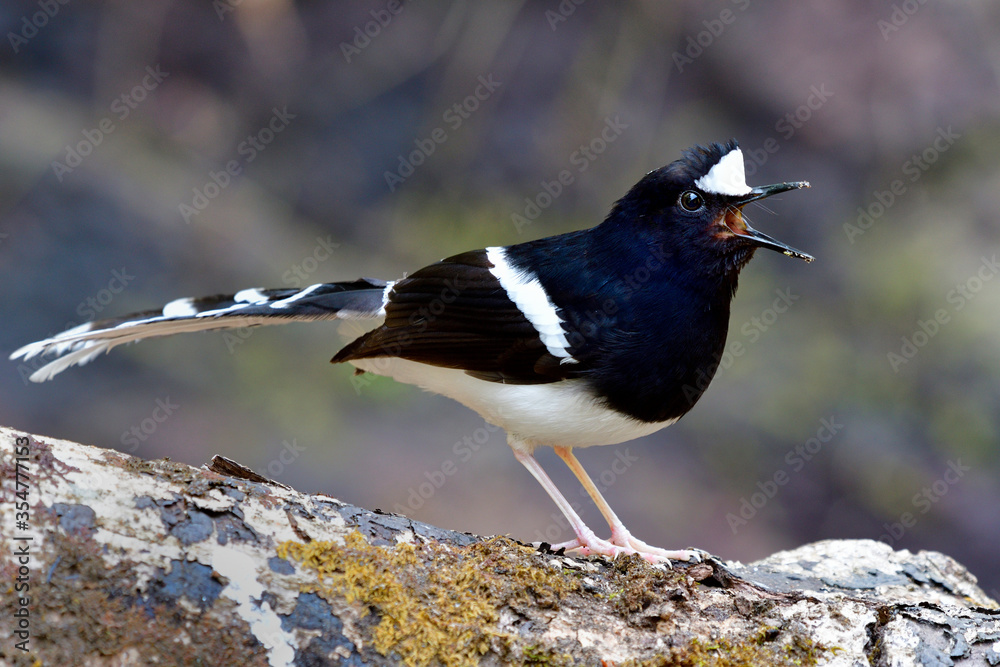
top-left (679, 191), bottom-right (704, 212)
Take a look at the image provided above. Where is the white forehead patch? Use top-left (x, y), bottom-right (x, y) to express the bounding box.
top-left (694, 147), bottom-right (752, 196)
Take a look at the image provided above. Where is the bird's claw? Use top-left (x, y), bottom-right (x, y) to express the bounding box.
top-left (540, 533), bottom-right (704, 566)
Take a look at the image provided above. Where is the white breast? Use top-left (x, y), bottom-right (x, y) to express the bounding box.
top-left (349, 357), bottom-right (675, 451)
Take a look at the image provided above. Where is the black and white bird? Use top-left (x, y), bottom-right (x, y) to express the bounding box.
top-left (11, 140), bottom-right (812, 563)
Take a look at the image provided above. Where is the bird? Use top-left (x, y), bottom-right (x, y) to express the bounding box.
top-left (10, 140), bottom-right (812, 564)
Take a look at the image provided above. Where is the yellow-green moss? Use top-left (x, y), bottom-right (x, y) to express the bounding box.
top-left (279, 532), bottom-right (833, 667)
top-left (620, 629), bottom-right (829, 667)
top-left (278, 533), bottom-right (581, 667)
top-left (521, 643), bottom-right (576, 666)
top-left (603, 553), bottom-right (688, 615)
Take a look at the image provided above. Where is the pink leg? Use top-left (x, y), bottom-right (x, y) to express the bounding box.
top-left (512, 448), bottom-right (633, 559)
top-left (553, 446), bottom-right (701, 563)
top-left (512, 445), bottom-right (701, 564)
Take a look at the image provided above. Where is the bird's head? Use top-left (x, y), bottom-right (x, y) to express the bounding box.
top-left (608, 140), bottom-right (813, 278)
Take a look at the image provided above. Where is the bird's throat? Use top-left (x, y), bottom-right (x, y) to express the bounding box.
top-left (722, 207), bottom-right (747, 236)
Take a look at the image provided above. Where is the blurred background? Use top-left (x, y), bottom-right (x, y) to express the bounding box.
top-left (2, 1), bottom-right (999, 593)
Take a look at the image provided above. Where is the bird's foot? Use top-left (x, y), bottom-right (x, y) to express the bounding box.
top-left (612, 529), bottom-right (704, 564)
top-left (547, 532), bottom-right (702, 565)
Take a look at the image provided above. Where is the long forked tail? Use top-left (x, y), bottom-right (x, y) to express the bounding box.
top-left (10, 278), bottom-right (390, 383)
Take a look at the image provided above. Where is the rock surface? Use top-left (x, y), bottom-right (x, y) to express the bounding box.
top-left (1, 425), bottom-right (997, 666)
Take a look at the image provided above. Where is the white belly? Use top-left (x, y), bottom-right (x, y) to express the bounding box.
top-left (349, 357), bottom-right (675, 452)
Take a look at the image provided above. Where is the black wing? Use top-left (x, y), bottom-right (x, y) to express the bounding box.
top-left (332, 250), bottom-right (577, 384)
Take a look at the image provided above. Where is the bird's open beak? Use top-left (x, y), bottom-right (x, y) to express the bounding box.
top-left (729, 181), bottom-right (814, 262)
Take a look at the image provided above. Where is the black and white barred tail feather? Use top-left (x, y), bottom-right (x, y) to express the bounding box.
top-left (10, 278), bottom-right (390, 383)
